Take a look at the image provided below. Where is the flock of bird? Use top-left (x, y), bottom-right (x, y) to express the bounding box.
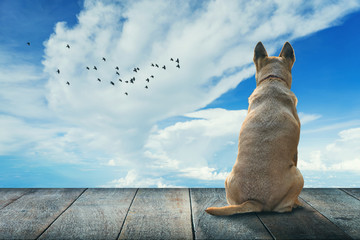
top-left (27, 42), bottom-right (181, 96)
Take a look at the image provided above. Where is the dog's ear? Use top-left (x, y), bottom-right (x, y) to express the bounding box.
top-left (253, 42), bottom-right (268, 62)
top-left (279, 42), bottom-right (295, 67)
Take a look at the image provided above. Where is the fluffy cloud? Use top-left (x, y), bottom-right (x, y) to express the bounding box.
top-left (299, 127), bottom-right (360, 172)
top-left (1, 0), bottom-right (360, 186)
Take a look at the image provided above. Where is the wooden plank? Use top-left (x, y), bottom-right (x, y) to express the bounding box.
top-left (0, 188), bottom-right (85, 239)
top-left (0, 189), bottom-right (31, 210)
top-left (300, 188), bottom-right (360, 239)
top-left (341, 188), bottom-right (360, 201)
top-left (38, 188), bottom-right (137, 240)
top-left (190, 188), bottom-right (272, 240)
top-left (256, 191), bottom-right (352, 239)
top-left (118, 188), bottom-right (192, 240)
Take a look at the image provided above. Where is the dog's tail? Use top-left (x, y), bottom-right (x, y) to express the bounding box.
top-left (205, 200), bottom-right (263, 216)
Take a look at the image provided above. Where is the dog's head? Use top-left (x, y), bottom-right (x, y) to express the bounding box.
top-left (253, 42), bottom-right (295, 88)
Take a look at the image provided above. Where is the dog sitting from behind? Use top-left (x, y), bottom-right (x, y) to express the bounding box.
top-left (205, 41), bottom-right (304, 216)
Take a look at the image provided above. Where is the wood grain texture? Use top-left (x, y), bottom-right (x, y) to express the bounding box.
top-left (0, 188), bottom-right (84, 240)
top-left (257, 193), bottom-right (352, 239)
top-left (190, 188), bottom-right (272, 240)
top-left (300, 188), bottom-right (360, 239)
top-left (0, 189), bottom-right (31, 210)
top-left (341, 188), bottom-right (360, 201)
top-left (38, 188), bottom-right (137, 240)
top-left (118, 188), bottom-right (192, 240)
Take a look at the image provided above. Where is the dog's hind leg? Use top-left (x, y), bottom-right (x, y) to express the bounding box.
top-left (205, 200), bottom-right (263, 216)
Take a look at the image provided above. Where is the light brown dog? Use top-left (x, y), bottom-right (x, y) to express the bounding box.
top-left (205, 42), bottom-right (304, 216)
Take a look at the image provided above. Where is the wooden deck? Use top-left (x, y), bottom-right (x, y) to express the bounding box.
top-left (0, 188), bottom-right (359, 239)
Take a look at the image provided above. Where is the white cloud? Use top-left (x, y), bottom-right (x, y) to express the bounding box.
top-left (299, 127), bottom-right (360, 172)
top-left (298, 112), bottom-right (321, 125)
top-left (1, 0), bottom-right (360, 186)
top-left (180, 167), bottom-right (229, 181)
top-left (102, 169), bottom-right (179, 188)
top-left (144, 108), bottom-right (247, 173)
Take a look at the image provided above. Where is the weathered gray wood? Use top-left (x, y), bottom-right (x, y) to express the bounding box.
top-left (118, 188), bottom-right (192, 240)
top-left (0, 188), bottom-right (85, 240)
top-left (0, 189), bottom-right (31, 210)
top-left (190, 188), bottom-right (272, 239)
top-left (38, 188), bottom-right (137, 240)
top-left (300, 188), bottom-right (360, 239)
top-left (257, 192), bottom-right (352, 239)
top-left (341, 188), bottom-right (360, 201)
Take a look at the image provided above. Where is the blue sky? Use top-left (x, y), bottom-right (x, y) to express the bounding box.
top-left (0, 0), bottom-right (360, 187)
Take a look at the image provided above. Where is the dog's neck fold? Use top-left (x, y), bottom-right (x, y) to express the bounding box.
top-left (258, 75), bottom-right (290, 88)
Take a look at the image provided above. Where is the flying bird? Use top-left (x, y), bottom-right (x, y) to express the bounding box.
top-left (176, 58), bottom-right (179, 63)
top-left (115, 66), bottom-right (119, 70)
top-left (125, 92), bottom-right (128, 95)
top-left (66, 81), bottom-right (70, 85)
top-left (27, 42), bottom-right (30, 46)
top-left (133, 68), bottom-right (137, 73)
top-left (97, 78), bottom-right (101, 82)
top-left (145, 85), bottom-right (148, 89)
top-left (110, 81), bottom-right (115, 85)
top-left (137, 67), bottom-right (140, 71)
top-left (102, 57), bottom-right (106, 61)
top-left (86, 66), bottom-right (90, 70)
top-left (66, 44), bottom-right (70, 49)
top-left (151, 63), bottom-right (154, 67)
top-left (146, 78), bottom-right (149, 82)
top-left (93, 66), bottom-right (97, 70)
top-left (162, 65), bottom-right (166, 70)
top-left (150, 75), bottom-right (154, 78)
top-left (125, 81), bottom-right (129, 83)
top-left (176, 64), bottom-right (180, 68)
top-left (119, 79), bottom-right (122, 82)
top-left (116, 71), bottom-right (120, 75)
top-left (170, 58), bottom-right (174, 61)
top-left (155, 64), bottom-right (159, 68)
top-left (57, 69), bottom-right (60, 74)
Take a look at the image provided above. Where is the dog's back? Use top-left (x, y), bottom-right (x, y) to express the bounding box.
top-left (227, 79), bottom-right (301, 210)
top-left (206, 42), bottom-right (304, 216)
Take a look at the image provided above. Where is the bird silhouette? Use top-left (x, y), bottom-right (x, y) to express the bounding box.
top-left (170, 58), bottom-right (174, 61)
top-left (97, 78), bottom-right (101, 82)
top-left (102, 57), bottom-right (106, 61)
top-left (86, 66), bottom-right (90, 70)
top-left (125, 92), bottom-right (128, 95)
top-left (93, 66), bottom-right (97, 70)
top-left (119, 79), bottom-right (122, 82)
top-left (150, 75), bottom-right (154, 78)
top-left (125, 81), bottom-right (129, 83)
top-left (110, 81), bottom-right (115, 85)
top-left (66, 44), bottom-right (70, 49)
top-left (176, 58), bottom-right (179, 63)
top-left (155, 64), bottom-right (159, 68)
top-left (162, 65), bottom-right (166, 70)
top-left (151, 63), bottom-right (154, 67)
top-left (176, 64), bottom-right (180, 68)
top-left (133, 68), bottom-right (137, 73)
top-left (146, 78), bottom-right (149, 82)
top-left (145, 86), bottom-right (148, 89)
top-left (27, 42), bottom-right (30, 46)
top-left (116, 71), bottom-right (120, 75)
top-left (66, 81), bottom-right (70, 85)
top-left (137, 67), bottom-right (140, 71)
top-left (57, 69), bottom-right (60, 74)
top-left (115, 66), bottom-right (119, 70)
